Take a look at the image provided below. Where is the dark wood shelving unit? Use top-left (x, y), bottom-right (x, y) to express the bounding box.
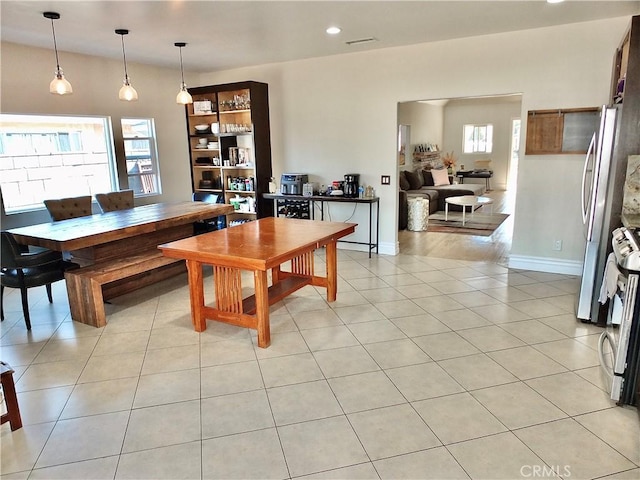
top-left (184, 81), bottom-right (274, 221)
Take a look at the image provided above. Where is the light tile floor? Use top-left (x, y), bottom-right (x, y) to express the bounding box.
top-left (1, 250), bottom-right (639, 479)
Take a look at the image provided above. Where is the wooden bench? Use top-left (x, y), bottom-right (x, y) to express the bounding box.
top-left (65, 250), bottom-right (185, 327)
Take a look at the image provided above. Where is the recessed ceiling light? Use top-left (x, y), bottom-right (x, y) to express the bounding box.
top-left (326, 26), bottom-right (341, 35)
top-left (547, 0), bottom-right (565, 3)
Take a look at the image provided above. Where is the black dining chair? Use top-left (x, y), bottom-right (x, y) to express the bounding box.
top-left (0, 231), bottom-right (76, 330)
top-left (192, 192), bottom-right (227, 233)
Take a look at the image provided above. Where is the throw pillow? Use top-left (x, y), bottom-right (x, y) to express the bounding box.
top-left (421, 169), bottom-right (435, 186)
top-left (404, 170), bottom-right (423, 190)
top-left (399, 170), bottom-right (411, 191)
top-left (431, 168), bottom-right (450, 186)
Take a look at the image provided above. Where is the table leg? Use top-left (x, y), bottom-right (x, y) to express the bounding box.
top-left (375, 198), bottom-right (380, 255)
top-left (368, 202), bottom-right (373, 259)
top-left (445, 202), bottom-right (449, 222)
top-left (326, 240), bottom-right (338, 302)
top-left (186, 260), bottom-right (206, 332)
top-left (272, 265), bottom-right (281, 285)
top-left (254, 270), bottom-right (271, 348)
top-left (462, 205), bottom-right (467, 226)
top-left (1, 364), bottom-right (22, 431)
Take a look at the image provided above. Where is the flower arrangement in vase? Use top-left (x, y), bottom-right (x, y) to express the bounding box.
top-left (442, 151), bottom-right (456, 174)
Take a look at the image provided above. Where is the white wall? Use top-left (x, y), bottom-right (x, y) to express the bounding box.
top-left (1, 16), bottom-right (632, 271)
top-left (195, 17), bottom-right (629, 268)
top-left (397, 101), bottom-right (444, 172)
top-left (442, 97), bottom-right (522, 190)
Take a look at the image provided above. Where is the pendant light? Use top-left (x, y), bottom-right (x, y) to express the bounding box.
top-left (175, 42), bottom-right (193, 104)
top-left (43, 12), bottom-right (73, 95)
top-left (115, 29), bottom-right (138, 101)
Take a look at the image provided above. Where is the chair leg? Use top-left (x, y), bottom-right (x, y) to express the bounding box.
top-left (1, 285), bottom-right (4, 321)
top-left (19, 287), bottom-right (31, 331)
top-left (46, 283), bottom-right (53, 303)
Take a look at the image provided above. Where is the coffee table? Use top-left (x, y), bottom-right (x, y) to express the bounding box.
top-left (444, 195), bottom-right (493, 226)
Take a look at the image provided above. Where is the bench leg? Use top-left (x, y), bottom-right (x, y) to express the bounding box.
top-left (65, 273), bottom-right (107, 328)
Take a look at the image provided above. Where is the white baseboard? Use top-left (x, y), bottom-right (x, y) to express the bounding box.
top-left (508, 255), bottom-right (583, 276)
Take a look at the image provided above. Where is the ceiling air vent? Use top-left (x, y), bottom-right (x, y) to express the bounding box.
top-left (345, 37), bottom-right (378, 46)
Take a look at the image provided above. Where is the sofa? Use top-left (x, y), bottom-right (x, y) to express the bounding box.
top-left (398, 168), bottom-right (486, 230)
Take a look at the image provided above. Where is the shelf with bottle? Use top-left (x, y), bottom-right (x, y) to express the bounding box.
top-left (228, 193), bottom-right (257, 215)
top-left (219, 124), bottom-right (253, 135)
top-left (224, 173), bottom-right (256, 193)
top-left (217, 89), bottom-right (251, 112)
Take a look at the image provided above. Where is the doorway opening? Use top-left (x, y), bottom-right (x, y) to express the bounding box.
top-left (397, 93), bottom-right (522, 262)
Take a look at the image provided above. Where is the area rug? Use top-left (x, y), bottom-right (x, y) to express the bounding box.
top-left (426, 211), bottom-right (510, 236)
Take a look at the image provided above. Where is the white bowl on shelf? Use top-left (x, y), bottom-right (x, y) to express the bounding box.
top-left (194, 124), bottom-right (209, 132)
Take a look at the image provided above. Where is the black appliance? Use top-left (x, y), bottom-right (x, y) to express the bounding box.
top-left (344, 173), bottom-right (360, 198)
top-left (281, 174), bottom-right (308, 195)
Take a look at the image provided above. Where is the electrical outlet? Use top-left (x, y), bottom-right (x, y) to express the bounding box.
top-left (381, 175), bottom-right (391, 185)
top-left (553, 240), bottom-right (562, 251)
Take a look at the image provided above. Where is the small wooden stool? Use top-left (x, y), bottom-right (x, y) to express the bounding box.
top-left (1, 361), bottom-right (22, 431)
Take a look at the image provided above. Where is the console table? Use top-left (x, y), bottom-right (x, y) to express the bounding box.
top-left (456, 170), bottom-right (493, 190)
top-left (263, 194), bottom-right (379, 257)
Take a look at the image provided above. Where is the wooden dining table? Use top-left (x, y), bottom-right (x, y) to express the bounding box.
top-left (8, 202), bottom-right (233, 327)
top-left (159, 217), bottom-right (357, 347)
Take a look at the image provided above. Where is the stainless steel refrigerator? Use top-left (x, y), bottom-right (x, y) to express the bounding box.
top-left (576, 106), bottom-right (621, 323)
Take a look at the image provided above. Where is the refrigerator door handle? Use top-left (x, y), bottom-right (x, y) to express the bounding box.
top-left (582, 132), bottom-right (596, 225)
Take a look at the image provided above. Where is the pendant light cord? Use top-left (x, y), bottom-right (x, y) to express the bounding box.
top-left (179, 46), bottom-right (186, 85)
top-left (49, 18), bottom-right (61, 71)
top-left (120, 34), bottom-right (129, 79)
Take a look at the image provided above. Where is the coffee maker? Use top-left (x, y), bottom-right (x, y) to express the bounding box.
top-left (280, 174), bottom-right (308, 195)
top-left (343, 174), bottom-right (360, 198)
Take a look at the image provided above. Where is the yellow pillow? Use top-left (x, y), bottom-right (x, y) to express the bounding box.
top-left (431, 168), bottom-right (450, 186)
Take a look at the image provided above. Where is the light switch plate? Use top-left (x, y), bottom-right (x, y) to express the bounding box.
top-left (381, 175), bottom-right (391, 185)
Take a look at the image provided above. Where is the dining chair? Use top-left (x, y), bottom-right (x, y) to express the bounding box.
top-left (95, 190), bottom-right (134, 213)
top-left (192, 192), bottom-right (226, 233)
top-left (0, 231), bottom-right (76, 330)
top-left (43, 195), bottom-right (93, 221)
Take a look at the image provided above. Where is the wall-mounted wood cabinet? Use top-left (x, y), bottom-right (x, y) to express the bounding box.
top-left (525, 107), bottom-right (599, 155)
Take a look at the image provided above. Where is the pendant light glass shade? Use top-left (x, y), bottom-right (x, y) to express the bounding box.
top-left (116, 29), bottom-right (138, 101)
top-left (119, 79), bottom-right (138, 101)
top-left (176, 84), bottom-right (193, 104)
top-left (174, 42), bottom-right (193, 104)
top-left (50, 70), bottom-right (73, 95)
top-left (44, 12), bottom-right (73, 95)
